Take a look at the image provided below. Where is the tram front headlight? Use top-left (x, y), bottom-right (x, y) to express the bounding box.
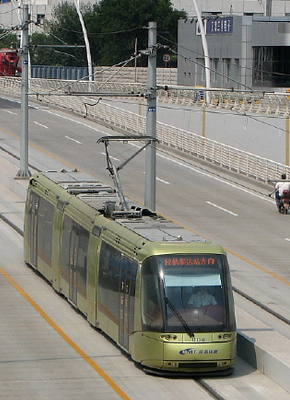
top-left (218, 334), bottom-right (232, 340)
top-left (160, 334), bottom-right (178, 341)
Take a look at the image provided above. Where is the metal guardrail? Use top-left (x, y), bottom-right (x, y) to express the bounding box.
top-left (0, 76), bottom-right (289, 184)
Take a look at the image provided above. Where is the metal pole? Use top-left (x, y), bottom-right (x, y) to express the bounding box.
top-left (16, 4), bottom-right (30, 178)
top-left (145, 22), bottom-right (157, 211)
top-left (266, 0), bottom-right (272, 16)
top-left (134, 38), bottom-right (138, 83)
top-left (74, 0), bottom-right (93, 83)
top-left (192, 0), bottom-right (211, 103)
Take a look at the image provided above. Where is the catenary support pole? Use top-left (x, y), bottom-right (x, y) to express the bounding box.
top-left (145, 21), bottom-right (157, 211)
top-left (16, 4), bottom-right (30, 178)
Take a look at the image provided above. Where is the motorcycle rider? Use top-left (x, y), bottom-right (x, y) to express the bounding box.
top-left (275, 174), bottom-right (290, 199)
top-left (274, 174), bottom-right (290, 211)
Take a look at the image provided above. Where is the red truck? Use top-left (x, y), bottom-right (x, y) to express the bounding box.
top-left (0, 48), bottom-right (22, 76)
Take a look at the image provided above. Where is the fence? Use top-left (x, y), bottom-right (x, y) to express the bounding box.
top-left (0, 76), bottom-right (289, 184)
top-left (31, 66), bottom-right (178, 86)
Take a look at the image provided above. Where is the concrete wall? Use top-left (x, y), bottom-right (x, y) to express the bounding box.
top-left (177, 15), bottom-right (290, 90)
top-left (117, 95), bottom-right (288, 165)
top-left (156, 104), bottom-right (288, 164)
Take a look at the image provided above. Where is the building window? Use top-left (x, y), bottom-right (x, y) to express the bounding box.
top-left (196, 58), bottom-right (205, 83)
top-left (213, 58), bottom-right (219, 82)
top-left (223, 58), bottom-right (231, 83)
top-left (253, 46), bottom-right (290, 87)
top-left (37, 14), bottom-right (45, 25)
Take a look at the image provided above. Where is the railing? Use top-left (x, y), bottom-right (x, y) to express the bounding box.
top-left (0, 76), bottom-right (289, 184)
top-left (31, 65), bottom-right (178, 86)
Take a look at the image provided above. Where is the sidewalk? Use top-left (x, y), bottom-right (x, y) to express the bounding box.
top-left (0, 151), bottom-right (30, 233)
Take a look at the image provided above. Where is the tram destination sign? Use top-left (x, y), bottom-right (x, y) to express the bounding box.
top-left (164, 256), bottom-right (216, 266)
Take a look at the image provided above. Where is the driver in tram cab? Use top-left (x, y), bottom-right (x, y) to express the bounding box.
top-left (187, 286), bottom-right (217, 308)
top-left (275, 174), bottom-right (290, 200)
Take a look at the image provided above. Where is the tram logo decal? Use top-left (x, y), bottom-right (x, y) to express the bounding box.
top-left (179, 348), bottom-right (218, 355)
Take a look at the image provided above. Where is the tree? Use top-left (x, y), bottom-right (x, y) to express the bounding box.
top-left (0, 32), bottom-right (20, 50)
top-left (32, 2), bottom-right (91, 66)
top-left (30, 32), bottom-right (61, 65)
top-left (89, 0), bottom-right (186, 66)
top-left (30, 0), bottom-right (186, 67)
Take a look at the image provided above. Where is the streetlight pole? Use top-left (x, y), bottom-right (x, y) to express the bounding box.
top-left (192, 0), bottom-right (211, 102)
top-left (145, 22), bottom-right (157, 211)
top-left (74, 0), bottom-right (93, 83)
top-left (16, 4), bottom-right (30, 178)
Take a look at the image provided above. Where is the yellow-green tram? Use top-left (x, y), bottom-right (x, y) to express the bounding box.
top-left (24, 170), bottom-right (236, 376)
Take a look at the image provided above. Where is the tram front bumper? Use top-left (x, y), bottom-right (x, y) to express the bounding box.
top-left (162, 339), bottom-right (236, 372)
top-left (131, 331), bottom-right (236, 373)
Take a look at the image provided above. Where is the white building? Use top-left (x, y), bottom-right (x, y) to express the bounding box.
top-left (0, 0), bottom-right (93, 35)
top-left (1, 0), bottom-right (290, 35)
top-left (172, 0), bottom-right (290, 17)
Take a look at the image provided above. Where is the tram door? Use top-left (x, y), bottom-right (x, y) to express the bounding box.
top-left (62, 217), bottom-right (89, 307)
top-left (119, 257), bottom-right (131, 350)
top-left (28, 193), bottom-right (39, 267)
top-left (68, 226), bottom-right (79, 306)
top-left (119, 258), bottom-right (137, 351)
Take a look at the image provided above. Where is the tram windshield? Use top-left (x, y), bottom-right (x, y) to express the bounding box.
top-left (141, 254), bottom-right (236, 333)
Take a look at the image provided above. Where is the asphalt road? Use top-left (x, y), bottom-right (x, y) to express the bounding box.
top-left (1, 95), bottom-right (290, 324)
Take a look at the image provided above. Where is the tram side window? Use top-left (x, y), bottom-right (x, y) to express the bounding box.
top-left (37, 196), bottom-right (54, 266)
top-left (128, 263), bottom-right (137, 334)
top-left (61, 215), bottom-right (72, 283)
top-left (77, 227), bottom-right (89, 298)
top-left (99, 242), bottom-right (121, 320)
top-left (26, 190), bottom-right (34, 240)
top-left (141, 259), bottom-right (163, 332)
top-left (99, 241), bottom-right (137, 331)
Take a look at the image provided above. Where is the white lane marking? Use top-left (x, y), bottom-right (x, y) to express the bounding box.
top-left (285, 238), bottom-right (290, 242)
top-left (157, 177), bottom-right (170, 184)
top-left (40, 107), bottom-right (273, 203)
top-left (42, 109), bottom-right (104, 134)
top-left (34, 121), bottom-right (48, 129)
top-left (65, 135), bottom-right (82, 144)
top-left (206, 201), bottom-right (238, 216)
top-left (142, 171), bottom-right (170, 185)
top-left (4, 110), bottom-right (17, 115)
top-left (101, 152), bottom-right (120, 161)
top-left (157, 152), bottom-right (273, 204)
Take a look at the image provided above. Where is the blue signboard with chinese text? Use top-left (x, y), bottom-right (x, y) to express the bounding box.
top-left (206, 17), bottom-right (233, 35)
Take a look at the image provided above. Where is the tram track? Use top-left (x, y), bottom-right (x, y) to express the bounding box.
top-left (197, 380), bottom-right (228, 400)
top-left (1, 211), bottom-right (288, 400)
top-left (2, 123), bottom-right (290, 397)
top-left (233, 285), bottom-right (290, 327)
top-left (2, 143), bottom-right (290, 332)
top-left (0, 161), bottom-right (233, 400)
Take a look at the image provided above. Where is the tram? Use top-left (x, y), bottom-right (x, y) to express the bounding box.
top-left (23, 170), bottom-right (236, 375)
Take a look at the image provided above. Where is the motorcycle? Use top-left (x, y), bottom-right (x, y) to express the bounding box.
top-left (275, 189), bottom-right (290, 214)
